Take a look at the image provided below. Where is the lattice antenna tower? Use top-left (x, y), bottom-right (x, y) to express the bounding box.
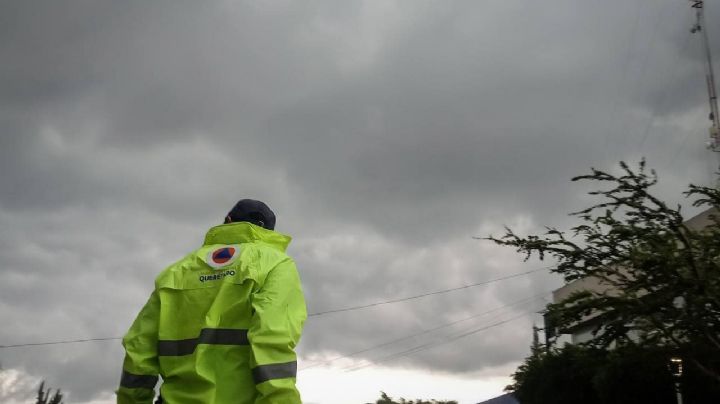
top-left (689, 1), bottom-right (720, 151)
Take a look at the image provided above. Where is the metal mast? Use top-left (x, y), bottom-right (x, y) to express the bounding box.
top-left (689, 1), bottom-right (720, 151)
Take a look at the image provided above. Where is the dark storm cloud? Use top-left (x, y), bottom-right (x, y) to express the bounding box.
top-left (1, 0), bottom-right (717, 402)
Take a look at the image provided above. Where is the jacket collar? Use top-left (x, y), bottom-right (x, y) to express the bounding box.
top-left (203, 222), bottom-right (291, 252)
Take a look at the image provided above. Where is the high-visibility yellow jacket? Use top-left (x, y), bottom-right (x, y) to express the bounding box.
top-left (117, 222), bottom-right (307, 404)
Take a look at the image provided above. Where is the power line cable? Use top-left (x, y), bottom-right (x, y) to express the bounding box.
top-left (636, 28), bottom-right (695, 153)
top-left (360, 298), bottom-right (547, 371)
top-left (344, 309), bottom-right (537, 373)
top-left (610, 0), bottom-right (670, 158)
top-left (604, 0), bottom-right (644, 161)
top-left (299, 291), bottom-right (552, 371)
top-left (0, 337), bottom-right (121, 349)
top-left (344, 309), bottom-right (527, 372)
top-left (0, 267), bottom-right (550, 349)
top-left (307, 267), bottom-right (549, 317)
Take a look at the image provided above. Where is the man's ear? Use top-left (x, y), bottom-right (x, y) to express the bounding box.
top-left (224, 215), bottom-right (232, 224)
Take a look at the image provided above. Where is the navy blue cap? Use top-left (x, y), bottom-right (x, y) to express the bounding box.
top-left (225, 199), bottom-right (276, 230)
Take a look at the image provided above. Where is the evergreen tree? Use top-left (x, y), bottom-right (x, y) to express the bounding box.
top-left (36, 381), bottom-right (63, 404)
top-left (368, 391), bottom-right (458, 404)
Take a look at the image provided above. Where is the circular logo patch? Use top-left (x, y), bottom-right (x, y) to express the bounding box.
top-left (206, 245), bottom-right (241, 269)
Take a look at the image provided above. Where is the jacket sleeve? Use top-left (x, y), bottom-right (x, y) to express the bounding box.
top-left (249, 257), bottom-right (307, 404)
top-left (117, 291), bottom-right (161, 404)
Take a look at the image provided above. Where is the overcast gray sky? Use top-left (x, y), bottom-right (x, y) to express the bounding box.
top-left (1, 1), bottom-right (719, 403)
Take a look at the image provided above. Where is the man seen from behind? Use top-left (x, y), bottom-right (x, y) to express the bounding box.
top-left (117, 199), bottom-right (307, 404)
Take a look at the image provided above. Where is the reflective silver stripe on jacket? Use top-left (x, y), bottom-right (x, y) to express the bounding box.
top-left (120, 371), bottom-right (158, 389)
top-left (157, 328), bottom-right (249, 356)
top-left (252, 361), bottom-right (297, 384)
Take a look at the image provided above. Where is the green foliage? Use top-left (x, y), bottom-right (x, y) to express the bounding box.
top-left (369, 391), bottom-right (458, 404)
top-left (508, 343), bottom-right (720, 404)
top-left (488, 161), bottom-right (720, 381)
top-left (36, 381), bottom-right (63, 404)
top-left (510, 344), bottom-right (603, 404)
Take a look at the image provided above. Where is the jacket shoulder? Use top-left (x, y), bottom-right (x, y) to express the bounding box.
top-left (154, 251), bottom-right (203, 289)
top-left (244, 242), bottom-right (293, 268)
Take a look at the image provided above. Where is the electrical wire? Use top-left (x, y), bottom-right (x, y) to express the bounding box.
top-left (342, 308), bottom-right (524, 372)
top-left (0, 337), bottom-right (121, 349)
top-left (307, 267), bottom-right (548, 317)
top-left (343, 310), bottom-right (536, 373)
top-left (299, 291), bottom-right (552, 371)
top-left (636, 28), bottom-right (695, 153)
top-left (604, 0), bottom-right (644, 161)
top-left (609, 0), bottom-right (670, 159)
top-left (0, 267), bottom-right (550, 349)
